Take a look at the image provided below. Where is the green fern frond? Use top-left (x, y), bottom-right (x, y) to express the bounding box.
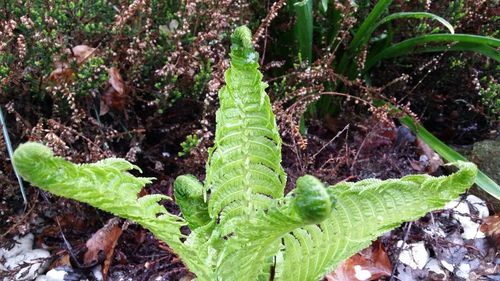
top-left (12, 142), bottom-right (214, 280)
top-left (215, 175), bottom-right (335, 281)
top-left (276, 161), bottom-right (477, 281)
top-left (205, 26), bottom-right (286, 227)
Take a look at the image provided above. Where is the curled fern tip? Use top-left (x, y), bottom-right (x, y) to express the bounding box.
top-left (231, 26), bottom-right (253, 50)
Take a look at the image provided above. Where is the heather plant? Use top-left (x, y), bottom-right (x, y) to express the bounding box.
top-left (178, 134), bottom-right (201, 157)
top-left (13, 26), bottom-right (478, 281)
top-left (0, 0), bottom-right (258, 164)
top-left (0, 0), bottom-right (251, 166)
top-left (478, 76), bottom-right (500, 120)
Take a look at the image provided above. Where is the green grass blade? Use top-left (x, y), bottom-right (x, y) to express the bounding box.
top-left (400, 115), bottom-right (500, 199)
top-left (365, 33), bottom-right (500, 70)
top-left (337, 0), bottom-right (393, 74)
top-left (407, 42), bottom-right (500, 60)
top-left (348, 0), bottom-right (393, 53)
top-left (376, 12), bottom-right (455, 34)
top-left (321, 0), bottom-right (328, 13)
top-left (294, 0), bottom-right (314, 62)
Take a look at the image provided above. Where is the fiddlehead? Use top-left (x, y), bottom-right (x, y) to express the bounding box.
top-left (292, 175), bottom-right (333, 223)
top-left (174, 174), bottom-right (210, 229)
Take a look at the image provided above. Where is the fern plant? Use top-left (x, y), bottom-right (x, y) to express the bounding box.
top-left (13, 26), bottom-right (477, 281)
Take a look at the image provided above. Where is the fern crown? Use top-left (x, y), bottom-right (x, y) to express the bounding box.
top-left (12, 25), bottom-right (477, 281)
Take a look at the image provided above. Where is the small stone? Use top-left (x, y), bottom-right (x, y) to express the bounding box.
top-left (440, 260), bottom-right (454, 272)
top-left (92, 265), bottom-right (103, 281)
top-left (445, 198), bottom-right (485, 239)
top-left (466, 195), bottom-right (489, 218)
top-left (35, 268), bottom-right (68, 281)
top-left (0, 234), bottom-right (34, 259)
top-left (456, 262), bottom-right (471, 279)
top-left (425, 258), bottom-right (446, 276)
top-left (397, 241), bottom-right (430, 270)
top-left (4, 249), bottom-right (50, 280)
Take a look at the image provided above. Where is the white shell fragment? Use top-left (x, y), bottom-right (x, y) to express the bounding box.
top-left (440, 260), bottom-right (454, 272)
top-left (35, 268), bottom-right (68, 281)
top-left (35, 267), bottom-right (90, 281)
top-left (424, 258), bottom-right (446, 276)
top-left (458, 216), bottom-right (485, 239)
top-left (466, 195), bottom-right (489, 218)
top-left (444, 198), bottom-right (485, 239)
top-left (0, 234), bottom-right (50, 281)
top-left (353, 265), bottom-right (372, 280)
top-left (397, 241), bottom-right (430, 270)
top-left (444, 199), bottom-right (469, 214)
top-left (92, 265), bottom-right (103, 281)
top-left (456, 262), bottom-right (471, 279)
top-left (0, 233), bottom-right (35, 259)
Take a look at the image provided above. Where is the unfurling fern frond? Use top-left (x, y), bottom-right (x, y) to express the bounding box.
top-left (205, 25), bottom-right (286, 228)
top-left (174, 174), bottom-right (210, 229)
top-left (13, 25), bottom-right (479, 281)
top-left (276, 161), bottom-right (477, 281)
top-left (12, 142), bottom-right (214, 280)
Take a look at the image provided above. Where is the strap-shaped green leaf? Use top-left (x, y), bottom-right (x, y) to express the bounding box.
top-left (275, 161), bottom-right (477, 281)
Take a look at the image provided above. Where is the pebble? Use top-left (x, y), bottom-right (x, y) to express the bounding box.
top-left (424, 258), bottom-right (446, 276)
top-left (456, 262), bottom-right (471, 279)
top-left (35, 268), bottom-right (68, 281)
top-left (444, 197), bottom-right (486, 239)
top-left (397, 241), bottom-right (430, 270)
top-left (466, 195), bottom-right (489, 218)
top-left (440, 260), bottom-right (454, 272)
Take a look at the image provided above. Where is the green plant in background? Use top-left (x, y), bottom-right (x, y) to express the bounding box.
top-left (13, 26), bottom-right (478, 281)
top-left (479, 76), bottom-right (500, 119)
top-left (74, 57), bottom-right (108, 97)
top-left (293, 0), bottom-right (499, 74)
top-left (193, 62), bottom-right (212, 96)
top-left (0, 0), bottom-right (187, 114)
top-left (2, 0), bottom-right (115, 75)
top-left (178, 134), bottom-right (201, 157)
top-left (293, 0), bottom-right (313, 63)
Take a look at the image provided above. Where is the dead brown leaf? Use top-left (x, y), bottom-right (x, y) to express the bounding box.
top-left (413, 138), bottom-right (444, 174)
top-left (480, 215), bottom-right (500, 247)
top-left (71, 45), bottom-right (96, 64)
top-left (49, 253), bottom-right (71, 269)
top-left (326, 241), bottom-right (392, 281)
top-left (48, 62), bottom-right (74, 83)
top-left (83, 217), bottom-right (123, 281)
top-left (100, 67), bottom-right (128, 114)
top-left (48, 45), bottom-right (96, 83)
top-left (357, 118), bottom-right (397, 153)
top-left (108, 67), bottom-right (125, 95)
top-left (39, 214), bottom-right (87, 241)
